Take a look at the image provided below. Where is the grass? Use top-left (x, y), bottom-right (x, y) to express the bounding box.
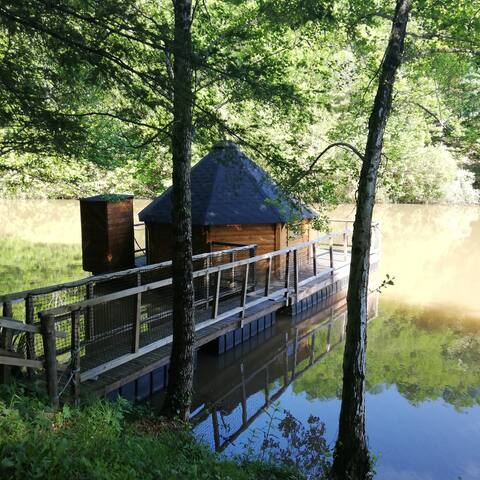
top-left (0, 384), bottom-right (304, 480)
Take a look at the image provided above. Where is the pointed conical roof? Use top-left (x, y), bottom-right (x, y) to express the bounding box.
top-left (139, 142), bottom-right (316, 225)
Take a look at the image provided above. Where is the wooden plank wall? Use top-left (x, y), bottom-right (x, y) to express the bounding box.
top-left (146, 220), bottom-right (311, 264)
top-left (146, 224), bottom-right (208, 263)
top-left (207, 224), bottom-right (276, 256)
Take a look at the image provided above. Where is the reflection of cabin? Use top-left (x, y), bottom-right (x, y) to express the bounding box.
top-left (139, 142), bottom-right (317, 264)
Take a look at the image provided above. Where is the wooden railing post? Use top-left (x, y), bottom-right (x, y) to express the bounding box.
top-left (249, 246), bottom-right (256, 287)
top-left (343, 227), bottom-right (348, 262)
top-left (240, 264), bottom-right (250, 319)
top-left (329, 236), bottom-right (334, 276)
top-left (85, 282), bottom-right (94, 340)
top-left (312, 243), bottom-right (317, 276)
top-left (205, 257), bottom-right (210, 310)
top-left (0, 301), bottom-right (13, 384)
top-left (71, 310), bottom-right (81, 405)
top-left (264, 257), bottom-right (272, 297)
top-left (284, 251), bottom-right (291, 300)
top-left (25, 295), bottom-right (36, 376)
top-left (293, 250), bottom-right (299, 296)
top-left (41, 313), bottom-right (59, 409)
top-left (212, 270), bottom-right (221, 319)
top-left (229, 251), bottom-right (235, 286)
top-left (132, 273), bottom-right (142, 353)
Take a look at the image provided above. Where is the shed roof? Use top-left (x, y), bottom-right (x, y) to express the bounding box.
top-left (139, 142), bottom-right (316, 225)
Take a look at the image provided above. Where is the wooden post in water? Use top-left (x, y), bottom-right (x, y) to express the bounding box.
top-left (291, 327), bottom-right (298, 381)
top-left (41, 313), bottom-right (59, 409)
top-left (310, 332), bottom-right (316, 366)
top-left (326, 309), bottom-right (333, 352)
top-left (70, 310), bottom-right (81, 405)
top-left (283, 332), bottom-right (289, 386)
top-left (211, 408), bottom-right (220, 451)
top-left (264, 366), bottom-right (270, 406)
top-left (240, 363), bottom-right (247, 426)
top-left (0, 301), bottom-right (13, 384)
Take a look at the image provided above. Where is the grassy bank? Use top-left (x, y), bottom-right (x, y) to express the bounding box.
top-left (0, 385), bottom-right (302, 480)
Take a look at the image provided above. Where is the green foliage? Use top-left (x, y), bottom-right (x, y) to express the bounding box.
top-left (0, 386), bottom-right (304, 480)
top-left (0, 0), bottom-right (478, 204)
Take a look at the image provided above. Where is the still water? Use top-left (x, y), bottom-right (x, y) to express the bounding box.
top-left (0, 201), bottom-right (479, 479)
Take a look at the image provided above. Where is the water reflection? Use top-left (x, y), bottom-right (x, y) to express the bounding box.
top-left (186, 294), bottom-right (377, 454)
top-left (161, 293), bottom-right (480, 480)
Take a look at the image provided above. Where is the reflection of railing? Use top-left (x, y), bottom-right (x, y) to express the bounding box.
top-left (192, 293), bottom-right (379, 452)
top-left (193, 304), bottom-right (349, 451)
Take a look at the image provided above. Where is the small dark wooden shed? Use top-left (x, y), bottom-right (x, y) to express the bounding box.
top-left (80, 194), bottom-right (135, 274)
top-left (139, 142), bottom-right (316, 264)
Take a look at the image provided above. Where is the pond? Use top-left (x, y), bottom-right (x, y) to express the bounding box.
top-left (0, 201), bottom-right (479, 479)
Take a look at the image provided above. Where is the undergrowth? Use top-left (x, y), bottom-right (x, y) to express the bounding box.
top-left (0, 384), bottom-right (303, 480)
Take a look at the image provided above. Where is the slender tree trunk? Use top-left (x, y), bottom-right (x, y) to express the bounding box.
top-left (330, 1), bottom-right (411, 478)
top-left (162, 0), bottom-right (195, 421)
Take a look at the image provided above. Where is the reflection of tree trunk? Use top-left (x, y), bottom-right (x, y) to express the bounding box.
top-left (331, 1), bottom-right (411, 478)
top-left (161, 0), bottom-right (195, 421)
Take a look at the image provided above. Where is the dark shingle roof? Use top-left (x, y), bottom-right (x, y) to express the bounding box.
top-left (139, 142), bottom-right (316, 225)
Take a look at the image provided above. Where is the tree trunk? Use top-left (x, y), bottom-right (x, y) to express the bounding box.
top-left (161, 0), bottom-right (195, 421)
top-left (330, 1), bottom-right (411, 479)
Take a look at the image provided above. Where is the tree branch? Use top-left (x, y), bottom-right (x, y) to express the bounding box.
top-left (295, 142), bottom-right (364, 183)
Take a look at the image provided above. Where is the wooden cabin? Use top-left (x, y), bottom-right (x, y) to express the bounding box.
top-left (139, 142), bottom-right (316, 264)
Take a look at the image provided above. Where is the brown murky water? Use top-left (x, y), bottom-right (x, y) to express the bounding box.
top-left (1, 201), bottom-right (479, 479)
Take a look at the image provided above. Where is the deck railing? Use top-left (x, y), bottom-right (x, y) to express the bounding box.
top-left (0, 244), bottom-right (256, 389)
top-left (0, 221), bottom-right (380, 406)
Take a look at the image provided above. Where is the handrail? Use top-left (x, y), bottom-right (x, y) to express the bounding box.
top-left (0, 243), bottom-right (256, 304)
top-left (31, 220), bottom-right (380, 404)
top-left (39, 229), bottom-right (355, 318)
